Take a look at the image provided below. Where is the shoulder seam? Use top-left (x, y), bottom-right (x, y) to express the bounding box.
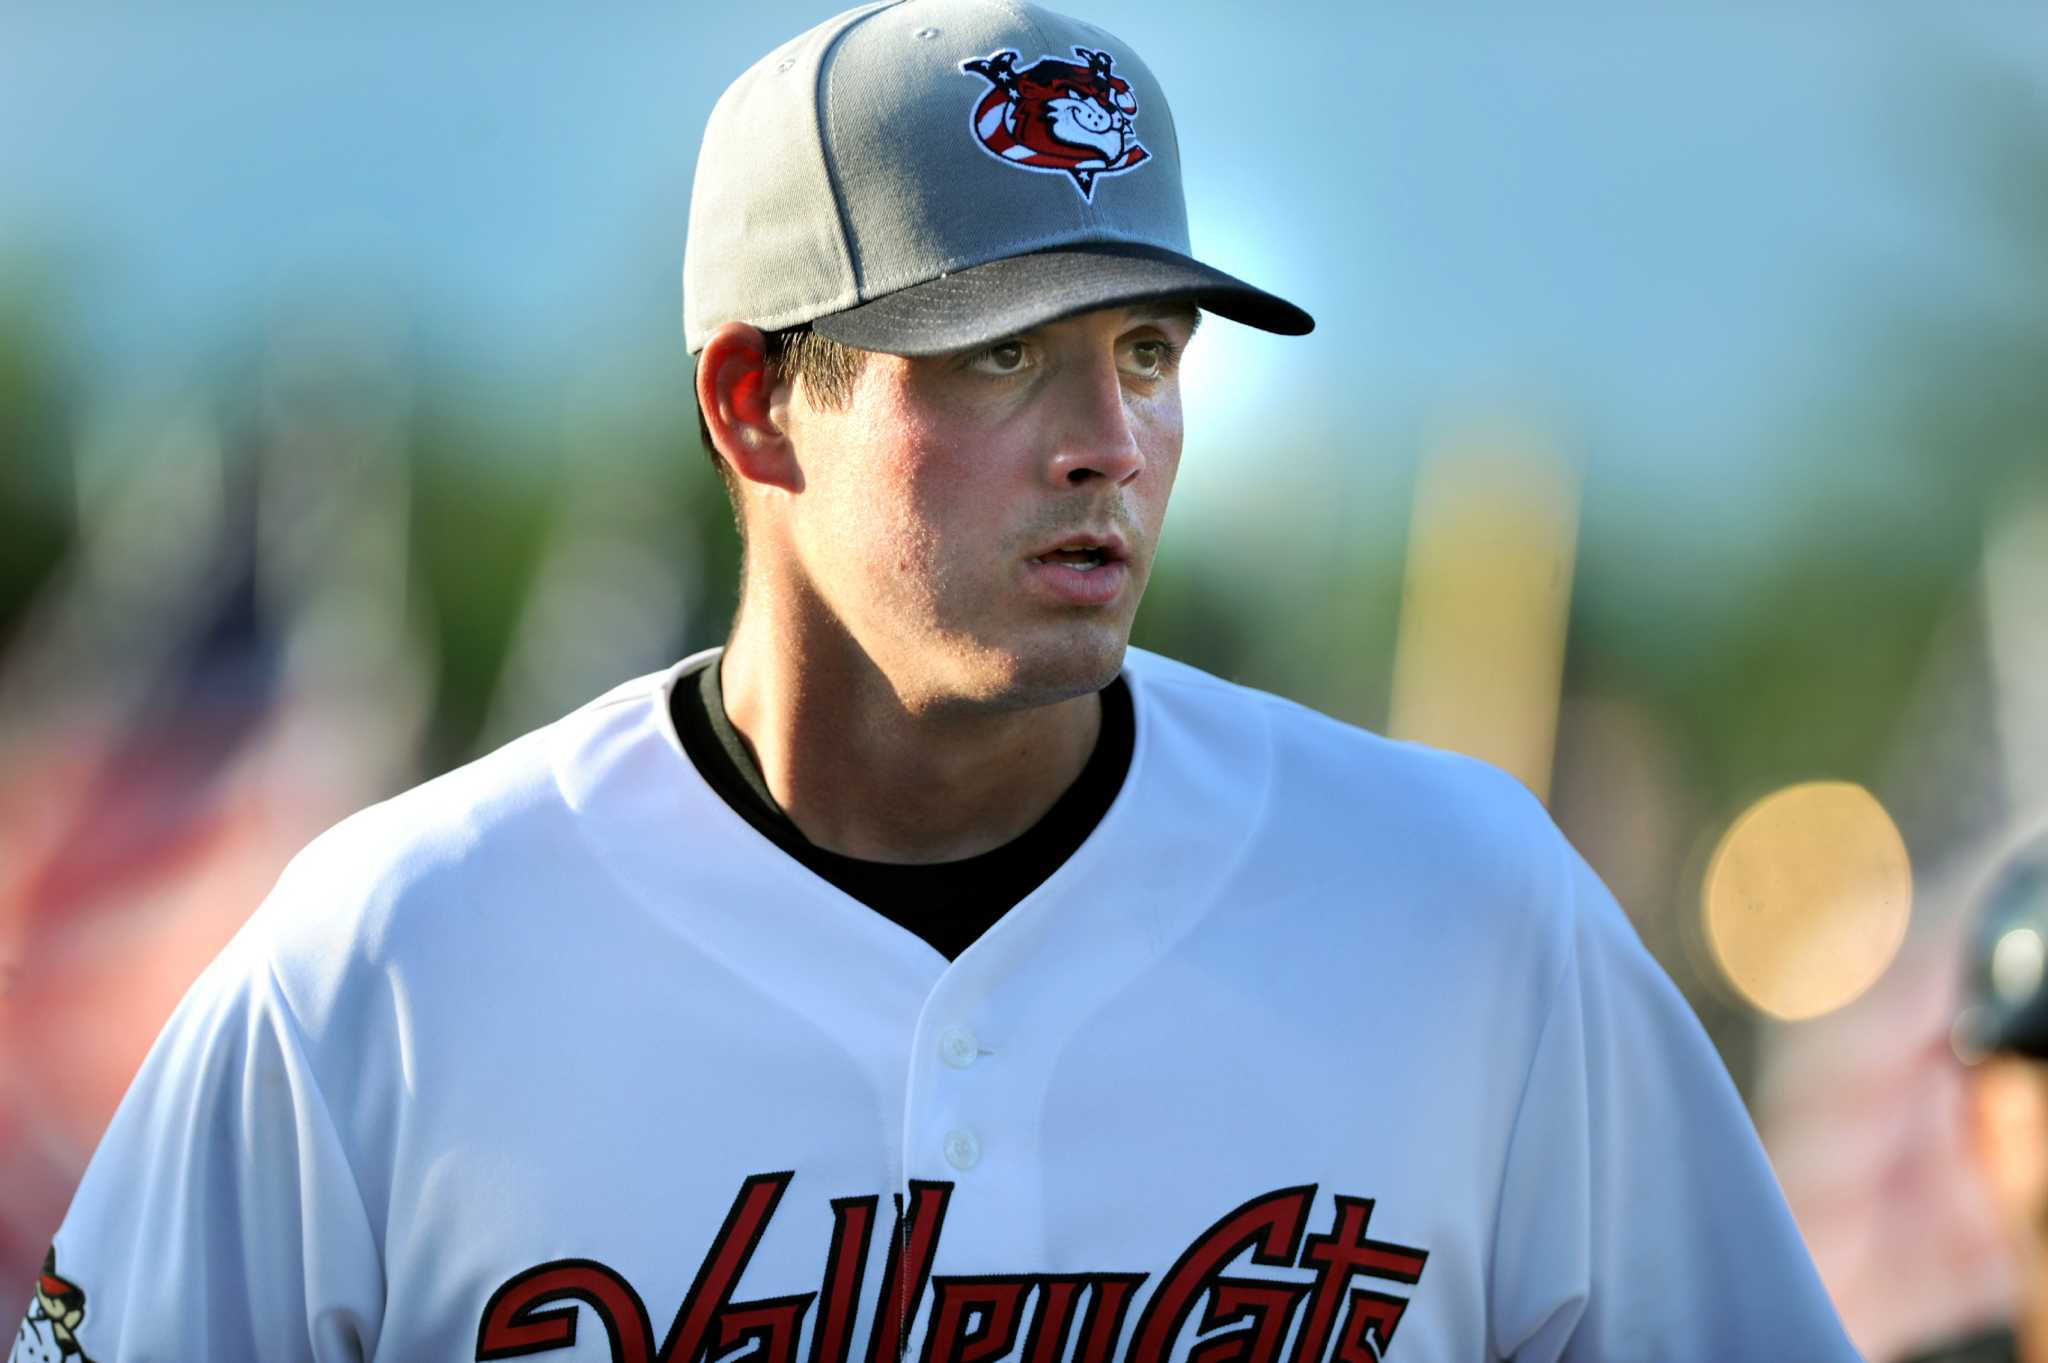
top-left (261, 955), bottom-right (384, 1261)
top-left (1483, 816), bottom-right (1579, 1357)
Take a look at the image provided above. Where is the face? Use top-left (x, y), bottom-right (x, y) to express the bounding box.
top-left (770, 302), bottom-right (1195, 712)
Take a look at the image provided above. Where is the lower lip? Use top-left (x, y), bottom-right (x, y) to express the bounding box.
top-left (1025, 557), bottom-right (1130, 606)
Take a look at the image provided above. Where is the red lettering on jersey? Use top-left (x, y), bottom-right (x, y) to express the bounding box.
top-left (920, 1276), bottom-right (1035, 1363)
top-left (474, 1178), bottom-right (1430, 1363)
top-left (1072, 1274), bottom-right (1148, 1363)
top-left (1330, 1289), bottom-right (1411, 1362)
top-left (1287, 1196), bottom-right (1427, 1363)
top-left (1125, 1184), bottom-right (1316, 1363)
top-left (657, 1170), bottom-right (797, 1363)
top-left (1019, 1276), bottom-right (1085, 1363)
top-left (476, 1258), bottom-right (658, 1363)
top-left (863, 1181), bottom-right (953, 1363)
top-left (1187, 1278), bottom-right (1311, 1363)
top-left (714, 1292), bottom-right (816, 1363)
top-left (1022, 1273), bottom-right (1150, 1363)
top-left (809, 1195), bottom-right (880, 1363)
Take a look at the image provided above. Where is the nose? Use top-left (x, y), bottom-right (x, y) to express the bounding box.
top-left (1044, 355), bottom-right (1145, 489)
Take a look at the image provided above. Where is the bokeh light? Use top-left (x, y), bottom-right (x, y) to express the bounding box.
top-left (1703, 781), bottom-right (1913, 1021)
top-left (1386, 418), bottom-right (1578, 802)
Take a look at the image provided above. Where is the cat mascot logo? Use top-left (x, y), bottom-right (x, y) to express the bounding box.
top-left (961, 47), bottom-right (1150, 199)
top-left (9, 1250), bottom-right (95, 1363)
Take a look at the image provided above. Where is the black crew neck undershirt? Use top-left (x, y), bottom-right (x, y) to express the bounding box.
top-left (670, 655), bottom-right (1135, 959)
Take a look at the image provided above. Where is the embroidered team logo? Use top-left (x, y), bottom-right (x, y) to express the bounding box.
top-left (9, 1250), bottom-right (96, 1363)
top-left (961, 46), bottom-right (1150, 200)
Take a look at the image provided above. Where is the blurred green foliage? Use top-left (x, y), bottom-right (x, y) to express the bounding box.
top-left (408, 416), bottom-right (561, 763)
top-left (0, 268), bottom-right (74, 657)
top-left (0, 59), bottom-right (2039, 877)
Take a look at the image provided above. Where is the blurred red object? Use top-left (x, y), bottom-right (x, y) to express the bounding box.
top-left (0, 703), bottom-right (387, 1307)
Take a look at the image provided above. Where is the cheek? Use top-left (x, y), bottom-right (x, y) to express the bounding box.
top-left (803, 395), bottom-right (918, 530)
top-left (813, 416), bottom-right (970, 585)
top-left (1134, 401), bottom-right (1185, 522)
top-left (892, 417), bottom-right (1019, 551)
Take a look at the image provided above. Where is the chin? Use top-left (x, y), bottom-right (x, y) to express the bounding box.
top-left (978, 628), bottom-right (1130, 710)
top-left (918, 620), bottom-right (1128, 714)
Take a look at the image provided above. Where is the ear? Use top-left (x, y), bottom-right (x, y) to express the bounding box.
top-left (698, 322), bottom-right (802, 493)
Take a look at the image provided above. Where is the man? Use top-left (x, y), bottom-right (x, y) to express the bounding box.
top-left (1905, 829), bottom-right (2048, 1363)
top-left (12, 2), bottom-right (1859, 1360)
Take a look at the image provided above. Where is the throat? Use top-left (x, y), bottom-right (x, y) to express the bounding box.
top-left (730, 676), bottom-right (1107, 863)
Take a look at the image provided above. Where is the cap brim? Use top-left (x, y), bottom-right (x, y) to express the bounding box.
top-left (810, 243), bottom-right (1313, 357)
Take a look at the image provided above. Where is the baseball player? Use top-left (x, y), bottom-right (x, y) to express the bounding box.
top-left (13, 3), bottom-right (1860, 1360)
top-left (1903, 829), bottom-right (2048, 1363)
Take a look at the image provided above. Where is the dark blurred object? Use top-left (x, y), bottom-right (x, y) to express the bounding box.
top-left (1898, 1323), bottom-right (2018, 1363)
top-left (1902, 826), bottom-right (2048, 1363)
top-left (1957, 830), bottom-right (2048, 1063)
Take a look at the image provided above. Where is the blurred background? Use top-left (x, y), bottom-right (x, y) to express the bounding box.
top-left (2, 2), bottom-right (2044, 1357)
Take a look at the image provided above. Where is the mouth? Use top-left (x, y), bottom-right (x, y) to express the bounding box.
top-left (1026, 535), bottom-right (1129, 574)
top-left (1023, 532), bottom-right (1133, 607)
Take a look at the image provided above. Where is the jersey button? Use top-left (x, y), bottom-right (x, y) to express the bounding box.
top-left (937, 1025), bottom-right (979, 1070)
top-left (942, 1128), bottom-right (982, 1171)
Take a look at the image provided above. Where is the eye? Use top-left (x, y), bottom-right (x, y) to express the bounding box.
top-left (969, 339), bottom-right (1033, 376)
top-left (1122, 336), bottom-right (1181, 380)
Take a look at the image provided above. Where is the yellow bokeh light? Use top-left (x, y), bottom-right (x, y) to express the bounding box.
top-left (1702, 781), bottom-right (1913, 1021)
top-left (1386, 420), bottom-right (1579, 804)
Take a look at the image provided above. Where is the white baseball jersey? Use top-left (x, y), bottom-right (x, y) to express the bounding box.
top-left (15, 647), bottom-right (1860, 1362)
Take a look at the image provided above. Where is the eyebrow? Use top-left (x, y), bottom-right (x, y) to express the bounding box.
top-left (1128, 301), bottom-right (1203, 332)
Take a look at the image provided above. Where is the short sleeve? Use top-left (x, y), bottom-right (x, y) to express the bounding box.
top-left (1488, 837), bottom-right (1862, 1362)
top-left (9, 921), bottom-right (384, 1362)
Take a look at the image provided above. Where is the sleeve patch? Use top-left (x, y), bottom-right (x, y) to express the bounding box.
top-left (9, 1248), bottom-right (96, 1363)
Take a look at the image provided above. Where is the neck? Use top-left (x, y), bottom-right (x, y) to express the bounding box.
top-left (718, 610), bottom-right (1103, 865)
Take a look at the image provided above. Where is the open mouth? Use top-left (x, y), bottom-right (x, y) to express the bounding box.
top-left (1030, 546), bottom-right (1111, 572)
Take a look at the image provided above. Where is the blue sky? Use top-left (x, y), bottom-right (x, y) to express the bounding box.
top-left (3, 2), bottom-right (2041, 553)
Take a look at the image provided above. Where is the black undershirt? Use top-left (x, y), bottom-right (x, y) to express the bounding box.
top-left (670, 655), bottom-right (1135, 959)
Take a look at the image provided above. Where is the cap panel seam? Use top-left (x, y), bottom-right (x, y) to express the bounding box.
top-left (816, 0), bottom-right (914, 301)
top-left (994, 0), bottom-right (1086, 238)
top-left (686, 4), bottom-right (890, 349)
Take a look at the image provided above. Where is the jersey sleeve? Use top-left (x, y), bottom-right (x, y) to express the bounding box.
top-left (10, 918), bottom-right (384, 1363)
top-left (1487, 836), bottom-right (1863, 1363)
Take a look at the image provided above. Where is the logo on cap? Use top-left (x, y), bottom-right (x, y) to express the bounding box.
top-left (960, 47), bottom-right (1150, 200)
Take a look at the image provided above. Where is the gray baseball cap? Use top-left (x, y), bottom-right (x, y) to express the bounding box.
top-left (682, 0), bottom-right (1314, 357)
